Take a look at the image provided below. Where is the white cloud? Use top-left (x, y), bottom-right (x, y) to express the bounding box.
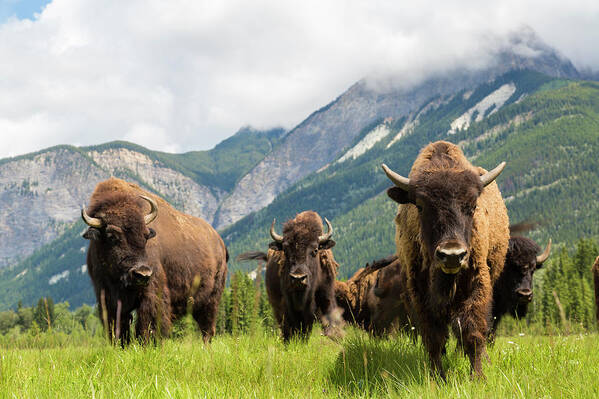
top-left (0, 0), bottom-right (598, 158)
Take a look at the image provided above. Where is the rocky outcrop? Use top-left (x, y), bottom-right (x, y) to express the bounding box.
top-left (88, 148), bottom-right (224, 220)
top-left (0, 148), bottom-right (108, 267)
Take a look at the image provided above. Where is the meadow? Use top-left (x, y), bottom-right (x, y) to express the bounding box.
top-left (0, 328), bottom-right (597, 398)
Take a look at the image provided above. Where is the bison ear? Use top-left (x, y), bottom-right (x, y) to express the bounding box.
top-left (319, 239), bottom-right (336, 250)
top-left (82, 228), bottom-right (101, 241)
top-left (386, 187), bottom-right (411, 204)
top-left (268, 241), bottom-right (283, 251)
top-left (146, 228), bottom-right (156, 240)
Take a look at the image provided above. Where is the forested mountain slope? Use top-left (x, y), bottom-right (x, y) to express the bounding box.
top-left (3, 73), bottom-right (598, 309)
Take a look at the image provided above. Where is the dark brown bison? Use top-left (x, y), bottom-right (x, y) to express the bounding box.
top-left (489, 236), bottom-right (551, 340)
top-left (592, 256), bottom-right (599, 324)
top-left (238, 211), bottom-right (343, 341)
top-left (334, 255), bottom-right (397, 330)
top-left (82, 178), bottom-right (228, 344)
top-left (382, 140), bottom-right (509, 379)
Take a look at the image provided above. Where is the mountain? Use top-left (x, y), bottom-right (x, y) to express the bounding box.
top-left (4, 71), bottom-right (599, 310)
top-left (212, 29), bottom-right (580, 228)
top-left (0, 127), bottom-right (284, 268)
top-left (1, 31), bottom-right (597, 310)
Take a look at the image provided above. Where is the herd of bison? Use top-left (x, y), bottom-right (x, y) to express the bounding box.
top-left (80, 140), bottom-right (595, 379)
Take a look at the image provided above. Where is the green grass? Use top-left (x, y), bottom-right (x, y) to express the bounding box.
top-left (0, 329), bottom-right (597, 398)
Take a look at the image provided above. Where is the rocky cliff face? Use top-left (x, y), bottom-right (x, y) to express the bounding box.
top-left (87, 148), bottom-right (225, 220)
top-left (0, 146), bottom-right (223, 268)
top-left (0, 148), bottom-right (107, 267)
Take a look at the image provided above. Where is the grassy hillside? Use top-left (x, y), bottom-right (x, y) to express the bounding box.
top-left (0, 331), bottom-right (597, 398)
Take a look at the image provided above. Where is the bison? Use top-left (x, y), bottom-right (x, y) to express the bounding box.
top-left (381, 140), bottom-right (509, 379)
top-left (489, 236), bottom-right (551, 340)
top-left (238, 211), bottom-right (343, 341)
top-left (82, 178), bottom-right (228, 344)
top-left (334, 255), bottom-right (397, 331)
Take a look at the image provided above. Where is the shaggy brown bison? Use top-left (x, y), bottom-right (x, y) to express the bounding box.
top-left (334, 255), bottom-right (397, 331)
top-left (82, 178), bottom-right (228, 344)
top-left (489, 236), bottom-right (551, 340)
top-left (592, 256), bottom-right (599, 324)
top-left (238, 211), bottom-right (343, 341)
top-left (382, 140), bottom-right (509, 379)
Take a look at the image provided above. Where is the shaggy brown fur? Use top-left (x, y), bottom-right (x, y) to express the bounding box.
top-left (489, 236), bottom-right (548, 341)
top-left (239, 211), bottom-right (343, 341)
top-left (83, 178), bottom-right (228, 344)
top-left (593, 256), bottom-right (599, 325)
top-left (334, 255), bottom-right (397, 330)
top-left (386, 141), bottom-right (509, 379)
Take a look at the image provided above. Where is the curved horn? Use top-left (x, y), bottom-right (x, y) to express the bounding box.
top-left (140, 195), bottom-right (158, 225)
top-left (381, 163), bottom-right (410, 191)
top-left (480, 162), bottom-right (506, 187)
top-left (81, 206), bottom-right (104, 228)
top-left (318, 218), bottom-right (334, 243)
top-left (270, 219), bottom-right (283, 243)
top-left (536, 238), bottom-right (552, 264)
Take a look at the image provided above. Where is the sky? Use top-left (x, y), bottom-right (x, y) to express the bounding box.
top-left (0, 0), bottom-right (598, 159)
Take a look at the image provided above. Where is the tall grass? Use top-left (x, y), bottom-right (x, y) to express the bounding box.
top-left (0, 328), bottom-right (597, 398)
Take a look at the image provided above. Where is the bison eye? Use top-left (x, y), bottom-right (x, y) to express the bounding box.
top-left (105, 232), bottom-right (120, 244)
top-left (311, 248), bottom-right (318, 257)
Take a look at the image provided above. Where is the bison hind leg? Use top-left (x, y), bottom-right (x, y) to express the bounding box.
top-left (192, 301), bottom-right (218, 343)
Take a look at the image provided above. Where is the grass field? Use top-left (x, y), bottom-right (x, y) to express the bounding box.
top-left (0, 329), bottom-right (597, 398)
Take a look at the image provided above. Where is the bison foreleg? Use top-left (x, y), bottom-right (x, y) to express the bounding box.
top-left (421, 317), bottom-right (449, 381)
top-left (454, 293), bottom-right (491, 378)
top-left (135, 290), bottom-right (173, 344)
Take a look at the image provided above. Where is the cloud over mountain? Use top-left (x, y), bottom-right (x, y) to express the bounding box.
top-left (0, 0), bottom-right (597, 158)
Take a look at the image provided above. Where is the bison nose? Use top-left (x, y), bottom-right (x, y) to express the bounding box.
top-left (132, 265), bottom-right (153, 286)
top-left (289, 272), bottom-right (308, 285)
top-left (516, 288), bottom-right (533, 302)
top-left (435, 244), bottom-right (468, 274)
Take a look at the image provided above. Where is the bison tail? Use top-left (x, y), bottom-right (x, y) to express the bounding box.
top-left (225, 247), bottom-right (230, 263)
top-left (236, 251), bottom-right (268, 262)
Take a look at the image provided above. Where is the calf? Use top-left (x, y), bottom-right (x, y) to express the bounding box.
top-left (334, 255), bottom-right (397, 330)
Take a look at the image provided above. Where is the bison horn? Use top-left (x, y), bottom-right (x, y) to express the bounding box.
top-left (480, 162), bottom-right (506, 187)
top-left (318, 218), bottom-right (334, 243)
top-left (270, 219), bottom-right (283, 243)
top-left (140, 195), bottom-right (158, 225)
top-left (381, 163), bottom-right (410, 191)
top-left (537, 238), bottom-right (552, 264)
top-left (81, 206), bottom-right (104, 228)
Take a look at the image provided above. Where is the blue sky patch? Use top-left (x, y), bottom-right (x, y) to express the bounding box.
top-left (0, 0), bottom-right (52, 23)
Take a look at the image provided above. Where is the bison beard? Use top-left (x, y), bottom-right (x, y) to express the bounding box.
top-left (238, 211), bottom-right (343, 342)
top-left (489, 236), bottom-right (551, 341)
top-left (382, 141), bottom-right (509, 379)
top-left (82, 178), bottom-right (228, 345)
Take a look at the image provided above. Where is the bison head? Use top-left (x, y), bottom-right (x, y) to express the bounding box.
top-left (382, 159), bottom-right (505, 275)
top-left (82, 194), bottom-right (158, 288)
top-left (502, 237), bottom-right (551, 316)
top-left (268, 211), bottom-right (335, 291)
